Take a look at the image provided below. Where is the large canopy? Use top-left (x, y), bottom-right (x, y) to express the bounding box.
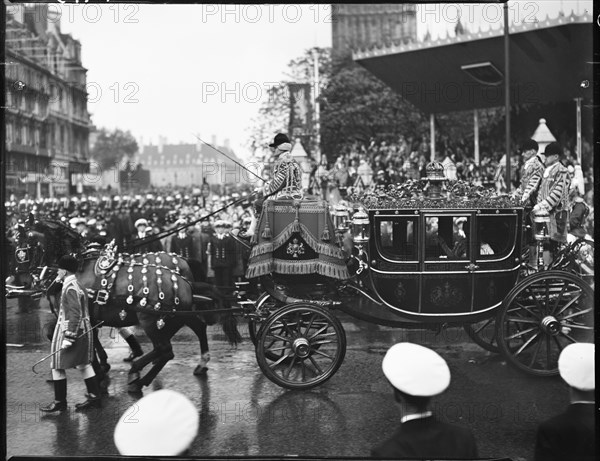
top-left (353, 12), bottom-right (593, 114)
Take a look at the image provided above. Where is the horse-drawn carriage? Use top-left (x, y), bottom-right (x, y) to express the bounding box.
top-left (239, 168), bottom-right (594, 389)
top-left (7, 172), bottom-right (594, 392)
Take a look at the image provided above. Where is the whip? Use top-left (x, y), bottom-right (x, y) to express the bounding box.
top-left (31, 321), bottom-right (105, 374)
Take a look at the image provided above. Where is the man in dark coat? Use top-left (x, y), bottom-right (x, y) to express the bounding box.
top-left (109, 206), bottom-right (135, 252)
top-left (371, 343), bottom-right (478, 459)
top-left (170, 219), bottom-right (197, 259)
top-left (197, 221), bottom-right (212, 283)
top-left (40, 255), bottom-right (103, 412)
top-left (134, 218), bottom-right (163, 254)
top-left (210, 220), bottom-right (236, 294)
top-left (534, 343), bottom-right (595, 461)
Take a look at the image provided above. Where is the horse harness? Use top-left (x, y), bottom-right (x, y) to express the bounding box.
top-left (88, 248), bottom-right (196, 320)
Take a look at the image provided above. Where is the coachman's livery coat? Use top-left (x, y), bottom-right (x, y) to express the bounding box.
top-left (50, 274), bottom-right (94, 369)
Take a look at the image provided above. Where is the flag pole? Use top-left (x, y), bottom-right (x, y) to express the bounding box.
top-left (504, 2), bottom-right (511, 191)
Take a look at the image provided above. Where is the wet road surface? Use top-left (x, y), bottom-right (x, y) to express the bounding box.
top-left (6, 298), bottom-right (566, 460)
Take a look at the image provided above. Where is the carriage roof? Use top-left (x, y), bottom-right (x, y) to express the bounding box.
top-left (356, 193), bottom-right (523, 212)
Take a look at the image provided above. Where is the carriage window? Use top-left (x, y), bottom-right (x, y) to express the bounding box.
top-left (476, 216), bottom-right (515, 259)
top-left (377, 217), bottom-right (417, 261)
top-left (425, 216), bottom-right (470, 260)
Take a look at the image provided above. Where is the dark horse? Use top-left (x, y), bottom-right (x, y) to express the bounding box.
top-left (21, 218), bottom-right (241, 392)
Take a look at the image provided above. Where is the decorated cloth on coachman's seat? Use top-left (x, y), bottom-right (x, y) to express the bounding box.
top-left (246, 199), bottom-right (350, 280)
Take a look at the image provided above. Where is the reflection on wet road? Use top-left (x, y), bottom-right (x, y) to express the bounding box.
top-left (6, 298), bottom-right (565, 460)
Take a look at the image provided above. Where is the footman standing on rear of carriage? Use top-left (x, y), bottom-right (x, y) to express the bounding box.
top-left (531, 142), bottom-right (571, 264)
top-left (41, 255), bottom-right (103, 412)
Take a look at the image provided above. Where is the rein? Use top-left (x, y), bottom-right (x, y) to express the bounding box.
top-left (124, 184), bottom-right (283, 252)
top-left (124, 193), bottom-right (257, 252)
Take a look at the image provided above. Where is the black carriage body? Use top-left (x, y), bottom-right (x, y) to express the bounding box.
top-left (364, 207), bottom-right (524, 323)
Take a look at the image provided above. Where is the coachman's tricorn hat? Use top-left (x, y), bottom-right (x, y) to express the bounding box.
top-left (58, 255), bottom-right (79, 273)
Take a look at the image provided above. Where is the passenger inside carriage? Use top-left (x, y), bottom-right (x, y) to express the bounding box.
top-left (426, 216), bottom-right (497, 259)
top-left (426, 216), bottom-right (470, 260)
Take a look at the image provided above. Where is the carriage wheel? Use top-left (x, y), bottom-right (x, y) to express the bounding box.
top-left (496, 271), bottom-right (594, 376)
top-left (256, 303), bottom-right (346, 390)
top-left (464, 316), bottom-right (499, 353)
top-left (248, 293), bottom-right (284, 360)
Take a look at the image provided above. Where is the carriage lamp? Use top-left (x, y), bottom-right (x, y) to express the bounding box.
top-left (532, 211), bottom-right (550, 242)
top-left (333, 204), bottom-right (350, 233)
top-left (533, 210), bottom-right (551, 269)
top-left (351, 209), bottom-right (370, 245)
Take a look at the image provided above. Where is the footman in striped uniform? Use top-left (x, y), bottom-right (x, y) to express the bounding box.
top-left (532, 142), bottom-right (571, 264)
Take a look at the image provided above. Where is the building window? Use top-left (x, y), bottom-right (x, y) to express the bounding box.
top-left (40, 125), bottom-right (47, 148)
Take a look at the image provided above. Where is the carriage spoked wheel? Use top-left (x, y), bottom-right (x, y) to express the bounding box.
top-left (248, 293), bottom-right (285, 358)
top-left (464, 316), bottom-right (499, 353)
top-left (496, 271), bottom-right (594, 376)
top-left (255, 303), bottom-right (346, 390)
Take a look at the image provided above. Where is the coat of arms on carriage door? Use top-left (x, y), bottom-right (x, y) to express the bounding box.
top-left (430, 281), bottom-right (463, 307)
top-left (394, 282), bottom-right (406, 304)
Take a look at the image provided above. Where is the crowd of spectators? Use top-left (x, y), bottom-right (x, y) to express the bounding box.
top-left (318, 132), bottom-right (593, 195)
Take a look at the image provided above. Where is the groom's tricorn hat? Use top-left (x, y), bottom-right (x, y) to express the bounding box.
top-left (58, 255), bottom-right (79, 273)
top-left (269, 133), bottom-right (290, 148)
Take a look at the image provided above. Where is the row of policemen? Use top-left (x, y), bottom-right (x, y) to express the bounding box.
top-left (5, 191), bottom-right (253, 219)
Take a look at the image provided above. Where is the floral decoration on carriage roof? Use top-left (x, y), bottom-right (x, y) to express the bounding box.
top-left (350, 180), bottom-right (522, 210)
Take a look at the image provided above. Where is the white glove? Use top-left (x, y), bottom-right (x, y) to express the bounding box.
top-left (61, 338), bottom-right (73, 349)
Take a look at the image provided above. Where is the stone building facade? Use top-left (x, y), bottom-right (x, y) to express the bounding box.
top-left (137, 137), bottom-right (245, 188)
top-left (5, 4), bottom-right (92, 198)
top-left (331, 4), bottom-right (418, 58)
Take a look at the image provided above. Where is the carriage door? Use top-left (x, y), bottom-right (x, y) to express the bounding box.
top-left (472, 212), bottom-right (521, 314)
top-left (421, 212), bottom-right (474, 315)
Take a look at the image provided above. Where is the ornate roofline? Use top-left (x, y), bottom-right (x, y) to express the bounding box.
top-left (352, 10), bottom-right (592, 60)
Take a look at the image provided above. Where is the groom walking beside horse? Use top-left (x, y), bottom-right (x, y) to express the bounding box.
top-left (41, 255), bottom-right (103, 412)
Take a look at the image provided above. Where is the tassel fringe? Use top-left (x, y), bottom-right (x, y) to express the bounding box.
top-left (261, 212), bottom-right (272, 239)
top-left (246, 258), bottom-right (350, 280)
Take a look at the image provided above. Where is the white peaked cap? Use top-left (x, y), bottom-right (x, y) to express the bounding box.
top-left (558, 343), bottom-right (595, 391)
top-left (114, 389), bottom-right (199, 456)
top-left (134, 218), bottom-right (148, 228)
top-left (382, 343), bottom-right (451, 397)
